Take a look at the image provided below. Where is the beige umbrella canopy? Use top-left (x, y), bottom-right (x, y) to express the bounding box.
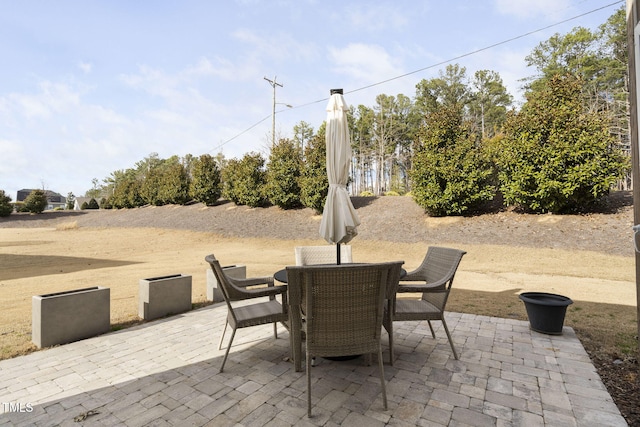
top-left (318, 89), bottom-right (361, 263)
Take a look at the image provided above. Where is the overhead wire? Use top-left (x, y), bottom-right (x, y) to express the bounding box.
top-left (212, 0), bottom-right (623, 153)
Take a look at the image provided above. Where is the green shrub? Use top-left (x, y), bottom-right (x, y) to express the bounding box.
top-left (222, 153), bottom-right (267, 207)
top-left (87, 198), bottom-right (99, 209)
top-left (299, 134), bottom-right (328, 213)
top-left (110, 171), bottom-right (144, 208)
top-left (24, 189), bottom-right (48, 214)
top-left (359, 191), bottom-right (375, 197)
top-left (140, 156), bottom-right (190, 206)
top-left (66, 192), bottom-right (75, 210)
top-left (158, 160), bottom-right (190, 205)
top-left (411, 107), bottom-right (495, 216)
top-left (140, 167), bottom-right (162, 205)
top-left (264, 139), bottom-right (302, 209)
top-left (0, 190), bottom-right (12, 217)
top-left (384, 191), bottom-right (400, 196)
top-left (190, 154), bottom-right (222, 206)
top-left (497, 75), bottom-right (630, 213)
top-left (222, 158), bottom-right (240, 203)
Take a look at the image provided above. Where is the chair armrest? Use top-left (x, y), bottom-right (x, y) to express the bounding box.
top-left (401, 269), bottom-right (424, 282)
top-left (229, 276), bottom-right (275, 288)
top-left (397, 277), bottom-right (448, 293)
top-left (239, 283), bottom-right (286, 299)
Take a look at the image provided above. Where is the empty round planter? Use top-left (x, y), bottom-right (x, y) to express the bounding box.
top-left (519, 292), bottom-right (573, 335)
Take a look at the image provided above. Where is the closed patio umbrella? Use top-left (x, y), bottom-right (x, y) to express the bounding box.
top-left (319, 89), bottom-right (361, 264)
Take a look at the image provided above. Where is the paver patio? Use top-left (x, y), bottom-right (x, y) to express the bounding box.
top-left (0, 301), bottom-right (627, 426)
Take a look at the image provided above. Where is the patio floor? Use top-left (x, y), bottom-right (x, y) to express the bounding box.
top-left (0, 301), bottom-right (628, 426)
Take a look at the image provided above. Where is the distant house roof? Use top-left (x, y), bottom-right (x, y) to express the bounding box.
top-left (16, 189), bottom-right (66, 204)
top-left (73, 197), bottom-right (93, 210)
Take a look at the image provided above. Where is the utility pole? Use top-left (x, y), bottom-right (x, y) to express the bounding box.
top-left (264, 76), bottom-right (283, 148)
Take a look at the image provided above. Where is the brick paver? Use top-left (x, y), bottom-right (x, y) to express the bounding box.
top-left (0, 302), bottom-right (628, 426)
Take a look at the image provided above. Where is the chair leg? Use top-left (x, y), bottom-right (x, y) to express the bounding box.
top-left (273, 322), bottom-right (278, 339)
top-left (385, 319), bottom-right (394, 366)
top-left (383, 305), bottom-right (394, 366)
top-left (306, 351), bottom-right (312, 417)
top-left (441, 318), bottom-right (458, 360)
top-left (427, 320), bottom-right (436, 339)
top-left (219, 327), bottom-right (237, 373)
top-left (291, 318), bottom-right (303, 372)
top-left (218, 321), bottom-right (228, 350)
top-left (377, 346), bottom-right (388, 411)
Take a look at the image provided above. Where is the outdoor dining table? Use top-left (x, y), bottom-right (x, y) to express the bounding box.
top-left (274, 263), bottom-right (406, 365)
top-left (273, 264), bottom-right (406, 283)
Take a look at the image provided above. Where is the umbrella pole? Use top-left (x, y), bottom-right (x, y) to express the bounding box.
top-left (337, 243), bottom-right (341, 265)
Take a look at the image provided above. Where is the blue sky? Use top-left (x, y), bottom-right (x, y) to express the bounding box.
top-left (0, 0), bottom-right (624, 200)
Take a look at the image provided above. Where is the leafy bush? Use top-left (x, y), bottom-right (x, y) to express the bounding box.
top-left (222, 158), bottom-right (240, 203)
top-left (140, 156), bottom-right (190, 206)
top-left (264, 139), bottom-right (302, 209)
top-left (222, 152), bottom-right (267, 207)
top-left (497, 75), bottom-right (630, 213)
top-left (110, 170), bottom-right (144, 208)
top-left (88, 198), bottom-right (99, 209)
top-left (359, 191), bottom-right (374, 197)
top-left (384, 191), bottom-right (400, 196)
top-left (158, 160), bottom-right (190, 205)
top-left (190, 154), bottom-right (222, 206)
top-left (299, 134), bottom-right (328, 213)
top-left (24, 189), bottom-right (48, 214)
top-left (411, 107), bottom-right (495, 216)
top-left (140, 167), bottom-right (162, 205)
top-left (0, 190), bottom-right (12, 217)
top-left (66, 192), bottom-right (75, 210)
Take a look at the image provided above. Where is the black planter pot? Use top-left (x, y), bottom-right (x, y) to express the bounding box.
top-left (519, 292), bottom-right (573, 335)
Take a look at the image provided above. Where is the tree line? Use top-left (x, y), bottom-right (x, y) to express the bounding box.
top-left (0, 7), bottom-right (629, 217)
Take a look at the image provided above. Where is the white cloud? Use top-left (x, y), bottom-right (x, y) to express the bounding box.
top-left (184, 56), bottom-right (261, 82)
top-left (78, 61), bottom-right (93, 74)
top-left (120, 66), bottom-right (180, 99)
top-left (231, 28), bottom-right (319, 63)
top-left (344, 3), bottom-right (409, 32)
top-left (2, 82), bottom-right (82, 121)
top-left (0, 139), bottom-right (26, 177)
top-left (327, 43), bottom-right (403, 84)
top-left (494, 0), bottom-right (572, 21)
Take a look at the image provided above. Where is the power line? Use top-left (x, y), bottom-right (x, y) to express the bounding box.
top-left (212, 0), bottom-right (623, 153)
top-left (345, 0), bottom-right (623, 96)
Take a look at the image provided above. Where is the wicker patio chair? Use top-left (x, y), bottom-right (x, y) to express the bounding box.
top-left (294, 245), bottom-right (352, 265)
top-left (383, 246), bottom-right (466, 364)
top-left (290, 244), bottom-right (354, 372)
top-left (286, 261), bottom-right (403, 417)
top-left (205, 254), bottom-right (289, 372)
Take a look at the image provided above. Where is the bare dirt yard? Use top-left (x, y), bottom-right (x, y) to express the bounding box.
top-left (0, 193), bottom-right (638, 424)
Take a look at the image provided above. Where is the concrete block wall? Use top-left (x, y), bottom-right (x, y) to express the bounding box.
top-left (139, 274), bottom-right (192, 320)
top-left (32, 286), bottom-right (110, 348)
